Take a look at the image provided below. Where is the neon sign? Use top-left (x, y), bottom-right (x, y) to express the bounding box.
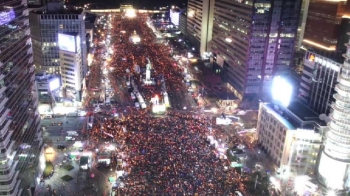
top-left (0, 9), bottom-right (15, 25)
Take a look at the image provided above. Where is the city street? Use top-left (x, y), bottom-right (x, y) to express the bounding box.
top-left (35, 10), bottom-right (271, 196)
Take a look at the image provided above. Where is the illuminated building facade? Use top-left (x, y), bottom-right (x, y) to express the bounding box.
top-left (58, 33), bottom-right (83, 102)
top-left (29, 4), bottom-right (87, 74)
top-left (298, 51), bottom-right (341, 115)
top-left (317, 34), bottom-right (350, 190)
top-left (257, 102), bottom-right (324, 174)
top-left (0, 0), bottom-right (43, 195)
top-left (210, 0), bottom-right (301, 100)
top-left (303, 0), bottom-right (350, 57)
top-left (186, 0), bottom-right (214, 54)
top-left (170, 8), bottom-right (180, 26)
top-left (36, 73), bottom-right (61, 104)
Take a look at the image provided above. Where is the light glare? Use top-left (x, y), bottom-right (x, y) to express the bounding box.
top-left (225, 38), bottom-right (232, 43)
top-left (125, 9), bottom-right (136, 18)
top-left (272, 76), bottom-right (292, 107)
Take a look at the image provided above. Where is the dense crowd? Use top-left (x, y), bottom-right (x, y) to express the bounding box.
top-left (108, 14), bottom-right (191, 108)
top-left (89, 110), bottom-right (245, 195)
top-left (85, 13), bottom-right (252, 196)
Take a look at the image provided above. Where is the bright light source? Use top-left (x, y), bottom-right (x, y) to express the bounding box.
top-left (188, 52), bottom-right (193, 58)
top-left (271, 76), bottom-right (292, 107)
top-left (152, 104), bottom-right (166, 113)
top-left (125, 9), bottom-right (136, 18)
top-left (45, 147), bottom-right (55, 154)
top-left (211, 108), bottom-right (218, 113)
top-left (130, 30), bottom-right (141, 44)
top-left (225, 37), bottom-right (232, 43)
top-left (188, 10), bottom-right (195, 18)
top-left (326, 190), bottom-right (337, 196)
top-left (73, 141), bottom-right (83, 148)
top-left (87, 53), bottom-right (94, 66)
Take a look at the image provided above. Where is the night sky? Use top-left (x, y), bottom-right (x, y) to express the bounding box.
top-left (72, 0), bottom-right (187, 9)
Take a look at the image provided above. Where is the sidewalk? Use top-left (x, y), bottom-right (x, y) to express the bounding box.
top-left (35, 152), bottom-right (83, 196)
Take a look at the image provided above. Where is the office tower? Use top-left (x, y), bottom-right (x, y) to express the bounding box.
top-left (298, 51), bottom-right (340, 115)
top-left (303, 0), bottom-right (350, 57)
top-left (179, 12), bottom-right (187, 36)
top-left (210, 0), bottom-right (301, 100)
top-left (58, 33), bottom-right (84, 101)
top-left (187, 0), bottom-right (214, 54)
top-left (29, 2), bottom-right (87, 75)
top-left (0, 1), bottom-right (43, 195)
top-left (317, 34), bottom-right (350, 190)
top-left (296, 0), bottom-right (350, 115)
top-left (295, 0), bottom-right (310, 51)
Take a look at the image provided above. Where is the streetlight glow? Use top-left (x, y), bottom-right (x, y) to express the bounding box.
top-left (225, 37), bottom-right (232, 43)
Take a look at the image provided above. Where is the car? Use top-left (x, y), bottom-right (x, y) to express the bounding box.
top-left (135, 102), bottom-right (140, 108)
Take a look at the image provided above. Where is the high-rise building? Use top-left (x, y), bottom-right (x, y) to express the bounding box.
top-left (295, 0), bottom-right (310, 51)
top-left (302, 0), bottom-right (350, 57)
top-left (0, 1), bottom-right (43, 195)
top-left (58, 33), bottom-right (84, 101)
top-left (29, 3), bottom-right (87, 75)
top-left (186, 0), bottom-right (214, 54)
top-left (298, 51), bottom-right (341, 115)
top-left (179, 12), bottom-right (187, 36)
top-left (317, 33), bottom-right (350, 190)
top-left (210, 0), bottom-right (301, 100)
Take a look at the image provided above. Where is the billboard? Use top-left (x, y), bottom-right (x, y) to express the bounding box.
top-left (0, 8), bottom-right (15, 25)
top-left (170, 10), bottom-right (180, 26)
top-left (49, 78), bottom-right (60, 91)
top-left (58, 33), bottom-right (77, 53)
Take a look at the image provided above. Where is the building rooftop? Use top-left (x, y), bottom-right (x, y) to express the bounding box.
top-left (264, 103), bottom-right (296, 130)
top-left (31, 8), bottom-right (83, 15)
top-left (287, 101), bottom-right (319, 121)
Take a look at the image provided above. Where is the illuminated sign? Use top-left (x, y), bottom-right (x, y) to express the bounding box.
top-left (308, 53), bottom-right (315, 62)
top-left (0, 8), bottom-right (15, 25)
top-left (170, 10), bottom-right (180, 26)
top-left (58, 33), bottom-right (78, 53)
top-left (306, 51), bottom-right (340, 72)
top-left (49, 78), bottom-right (60, 91)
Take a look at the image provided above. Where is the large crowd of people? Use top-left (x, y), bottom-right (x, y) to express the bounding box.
top-left (107, 14), bottom-right (191, 108)
top-left (89, 110), bottom-right (245, 195)
top-left (85, 12), bottom-right (252, 196)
